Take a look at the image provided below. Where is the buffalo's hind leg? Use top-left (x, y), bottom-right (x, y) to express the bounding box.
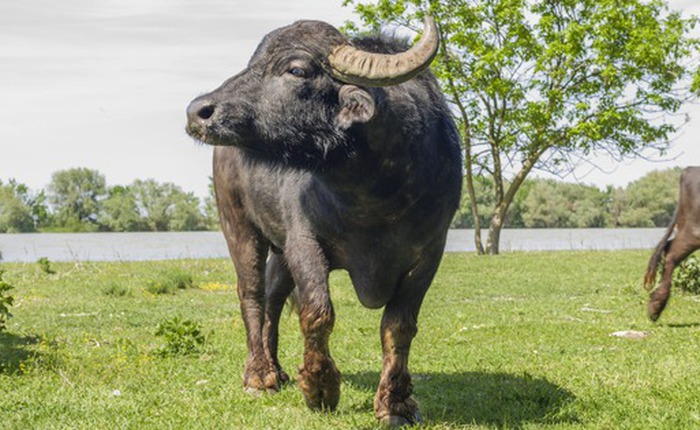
top-left (649, 233), bottom-right (700, 321)
top-left (374, 254), bottom-right (442, 426)
top-left (375, 304), bottom-right (422, 426)
top-left (262, 252), bottom-right (296, 388)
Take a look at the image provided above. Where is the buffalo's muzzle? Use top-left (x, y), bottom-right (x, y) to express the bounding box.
top-left (186, 98), bottom-right (216, 133)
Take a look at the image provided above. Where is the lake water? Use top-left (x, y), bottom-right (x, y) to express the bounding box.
top-left (0, 229), bottom-right (665, 263)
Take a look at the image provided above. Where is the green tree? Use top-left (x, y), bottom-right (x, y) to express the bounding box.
top-left (47, 168), bottom-right (106, 231)
top-left (100, 185), bottom-right (144, 232)
top-left (520, 179), bottom-right (608, 228)
top-left (0, 180), bottom-right (50, 232)
top-left (169, 192), bottom-right (207, 231)
top-left (0, 180), bottom-right (35, 233)
top-left (202, 176), bottom-right (220, 230)
top-left (345, 0), bottom-right (700, 254)
top-left (451, 175), bottom-right (496, 228)
top-left (131, 179), bottom-right (172, 231)
top-left (131, 179), bottom-right (206, 231)
top-left (614, 167), bottom-right (680, 227)
top-left (521, 180), bottom-right (569, 228)
top-left (28, 190), bottom-right (50, 229)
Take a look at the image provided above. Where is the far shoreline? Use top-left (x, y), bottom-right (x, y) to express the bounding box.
top-left (0, 229), bottom-right (664, 263)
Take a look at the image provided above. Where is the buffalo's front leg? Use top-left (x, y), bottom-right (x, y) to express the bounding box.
top-left (217, 190), bottom-right (280, 393)
top-left (232, 236), bottom-right (281, 393)
top-left (285, 241), bottom-right (340, 411)
top-left (298, 297), bottom-right (340, 410)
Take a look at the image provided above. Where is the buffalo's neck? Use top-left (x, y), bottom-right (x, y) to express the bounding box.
top-left (307, 135), bottom-right (431, 227)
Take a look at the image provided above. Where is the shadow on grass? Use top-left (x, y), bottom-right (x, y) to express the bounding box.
top-left (0, 332), bottom-right (39, 374)
top-left (664, 322), bottom-right (700, 329)
top-left (345, 371), bottom-right (577, 428)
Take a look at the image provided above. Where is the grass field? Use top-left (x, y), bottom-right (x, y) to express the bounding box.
top-left (1, 250), bottom-right (700, 429)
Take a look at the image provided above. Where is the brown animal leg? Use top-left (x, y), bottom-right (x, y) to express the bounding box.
top-left (374, 255), bottom-right (440, 426)
top-left (218, 199), bottom-right (280, 393)
top-left (285, 242), bottom-right (340, 411)
top-left (297, 299), bottom-right (340, 410)
top-left (262, 252), bottom-right (295, 387)
top-left (648, 234), bottom-right (700, 321)
top-left (374, 307), bottom-right (421, 426)
top-left (235, 244), bottom-right (282, 392)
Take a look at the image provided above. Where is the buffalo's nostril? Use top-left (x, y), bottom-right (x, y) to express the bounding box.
top-left (197, 104), bottom-right (215, 120)
top-left (187, 98), bottom-right (216, 124)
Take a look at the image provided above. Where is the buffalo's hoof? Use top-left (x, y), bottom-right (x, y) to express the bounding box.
top-left (275, 366), bottom-right (290, 384)
top-left (302, 386), bottom-right (340, 411)
top-left (647, 299), bottom-right (667, 322)
top-left (298, 375), bottom-right (341, 411)
top-left (298, 359), bottom-right (341, 411)
top-left (375, 390), bottom-right (421, 427)
top-left (379, 411), bottom-right (423, 427)
top-left (244, 386), bottom-right (278, 396)
top-left (243, 366), bottom-right (286, 395)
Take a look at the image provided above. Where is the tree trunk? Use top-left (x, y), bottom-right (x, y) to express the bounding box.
top-left (485, 147), bottom-right (547, 255)
top-left (486, 226), bottom-right (500, 255)
top-left (486, 205), bottom-right (506, 255)
top-left (472, 220), bottom-right (485, 255)
top-left (438, 42), bottom-right (484, 255)
top-left (465, 155), bottom-right (485, 255)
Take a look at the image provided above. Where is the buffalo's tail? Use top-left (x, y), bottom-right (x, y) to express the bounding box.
top-left (644, 208), bottom-right (678, 291)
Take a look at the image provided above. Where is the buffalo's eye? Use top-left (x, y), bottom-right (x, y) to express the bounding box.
top-left (288, 67), bottom-right (307, 78)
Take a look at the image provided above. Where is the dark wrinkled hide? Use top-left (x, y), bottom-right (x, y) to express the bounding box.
top-left (186, 20), bottom-right (461, 424)
top-left (645, 166), bottom-right (700, 321)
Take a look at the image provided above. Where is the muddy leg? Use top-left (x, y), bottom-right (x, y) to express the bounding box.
top-left (262, 252), bottom-right (295, 388)
top-left (285, 243), bottom-right (340, 411)
top-left (374, 305), bottom-right (421, 426)
top-left (234, 243), bottom-right (282, 393)
top-left (374, 254), bottom-right (441, 426)
top-left (297, 296), bottom-right (340, 410)
top-left (649, 235), bottom-right (700, 321)
top-left (219, 211), bottom-right (280, 394)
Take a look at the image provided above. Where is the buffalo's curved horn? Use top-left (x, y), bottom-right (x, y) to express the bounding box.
top-left (328, 16), bottom-right (440, 87)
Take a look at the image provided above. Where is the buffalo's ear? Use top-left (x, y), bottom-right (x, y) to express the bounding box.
top-left (336, 85), bottom-right (375, 130)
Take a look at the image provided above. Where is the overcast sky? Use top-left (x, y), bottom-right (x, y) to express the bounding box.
top-left (1, 0), bottom-right (698, 198)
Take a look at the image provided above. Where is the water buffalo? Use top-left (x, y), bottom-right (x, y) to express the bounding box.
top-left (645, 166), bottom-right (700, 321)
top-left (186, 17), bottom-right (461, 425)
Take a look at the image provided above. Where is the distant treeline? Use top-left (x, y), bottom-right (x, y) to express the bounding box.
top-left (451, 167), bottom-right (680, 229)
top-left (0, 168), bottom-right (217, 233)
top-left (0, 166), bottom-right (681, 233)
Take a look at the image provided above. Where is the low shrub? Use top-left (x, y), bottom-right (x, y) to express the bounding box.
top-left (37, 257), bottom-right (55, 275)
top-left (101, 282), bottom-right (131, 297)
top-left (0, 270), bottom-right (15, 332)
top-left (145, 270), bottom-right (195, 295)
top-left (155, 316), bottom-right (206, 357)
top-left (164, 270), bottom-right (195, 290)
top-left (673, 254), bottom-right (700, 294)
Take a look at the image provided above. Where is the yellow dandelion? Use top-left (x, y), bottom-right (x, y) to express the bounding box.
top-left (199, 282), bottom-right (231, 292)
